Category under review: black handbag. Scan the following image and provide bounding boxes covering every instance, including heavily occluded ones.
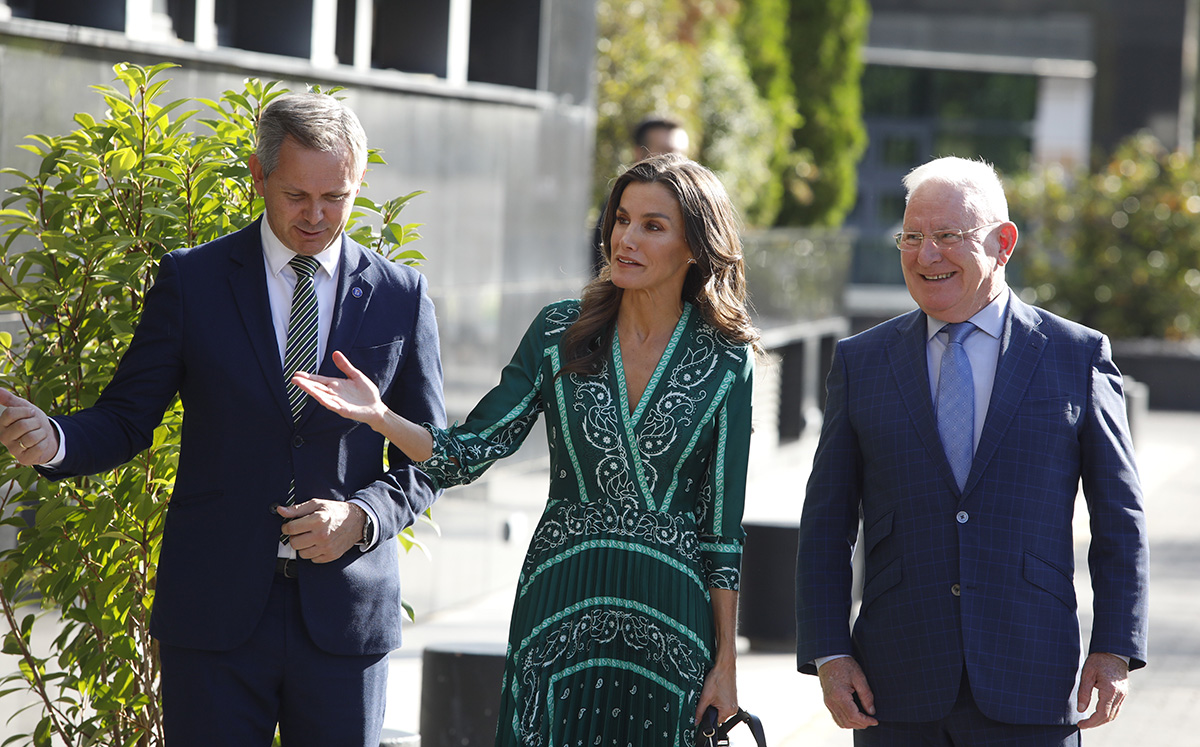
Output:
[696,706,767,747]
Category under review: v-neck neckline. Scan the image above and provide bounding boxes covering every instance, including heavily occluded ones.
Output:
[613,303,692,423]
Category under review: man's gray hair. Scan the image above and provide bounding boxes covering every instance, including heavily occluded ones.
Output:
[256,92,368,178]
[902,156,1010,223]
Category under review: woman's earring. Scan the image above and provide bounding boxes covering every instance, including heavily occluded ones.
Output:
[687,258,697,265]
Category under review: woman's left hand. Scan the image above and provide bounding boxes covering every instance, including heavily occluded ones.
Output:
[292,350,387,426]
[694,660,738,726]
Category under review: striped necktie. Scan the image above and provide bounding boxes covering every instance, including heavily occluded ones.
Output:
[936,322,976,490]
[283,254,321,421]
[281,254,320,532]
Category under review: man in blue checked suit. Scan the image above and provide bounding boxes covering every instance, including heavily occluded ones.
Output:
[796,156,1149,746]
[0,93,445,745]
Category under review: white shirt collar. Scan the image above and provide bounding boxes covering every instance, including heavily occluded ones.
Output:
[924,286,1010,342]
[260,219,341,279]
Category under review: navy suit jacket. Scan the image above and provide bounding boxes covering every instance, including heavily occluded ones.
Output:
[796,295,1149,725]
[39,220,445,656]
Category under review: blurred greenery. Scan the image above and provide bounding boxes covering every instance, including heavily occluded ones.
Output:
[776,0,870,227]
[593,0,864,228]
[1007,131,1200,340]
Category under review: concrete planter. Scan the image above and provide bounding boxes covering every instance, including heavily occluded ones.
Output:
[1112,339,1200,411]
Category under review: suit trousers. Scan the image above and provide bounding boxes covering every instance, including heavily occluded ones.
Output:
[853,667,1080,747]
[159,572,389,746]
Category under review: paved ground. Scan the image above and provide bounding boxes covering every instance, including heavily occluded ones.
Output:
[384,409,1200,746]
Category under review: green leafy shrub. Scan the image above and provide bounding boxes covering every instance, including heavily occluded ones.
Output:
[1007,131,1200,340]
[593,0,798,226]
[0,62,424,747]
[778,0,869,227]
[732,0,803,226]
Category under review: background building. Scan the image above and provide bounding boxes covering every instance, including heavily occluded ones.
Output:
[847,0,1194,328]
[0,0,598,612]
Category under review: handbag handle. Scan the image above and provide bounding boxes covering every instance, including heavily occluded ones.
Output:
[697,706,767,747]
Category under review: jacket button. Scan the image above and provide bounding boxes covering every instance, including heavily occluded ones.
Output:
[956,510,969,524]
[293,435,304,448]
[951,583,961,596]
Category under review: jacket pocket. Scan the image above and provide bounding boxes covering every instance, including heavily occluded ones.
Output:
[861,556,902,611]
[352,339,403,361]
[168,488,223,509]
[863,510,894,556]
[1023,550,1075,609]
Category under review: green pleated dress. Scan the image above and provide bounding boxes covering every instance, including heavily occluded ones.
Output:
[418,300,754,747]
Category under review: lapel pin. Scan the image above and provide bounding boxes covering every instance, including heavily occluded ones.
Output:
[352,287,363,298]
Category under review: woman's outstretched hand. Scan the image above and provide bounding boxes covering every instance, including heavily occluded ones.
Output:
[292,350,386,426]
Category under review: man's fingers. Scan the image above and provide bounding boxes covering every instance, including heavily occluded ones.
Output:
[819,658,878,730]
[0,395,58,465]
[1078,681,1123,729]
[276,500,320,518]
[1076,670,1095,713]
[1077,653,1128,728]
[851,671,876,716]
[827,693,877,730]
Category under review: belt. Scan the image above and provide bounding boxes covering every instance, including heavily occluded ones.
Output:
[275,557,300,579]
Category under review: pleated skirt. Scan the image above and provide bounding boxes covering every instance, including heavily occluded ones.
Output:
[494,499,715,747]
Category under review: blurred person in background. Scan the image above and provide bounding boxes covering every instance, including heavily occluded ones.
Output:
[591,116,691,274]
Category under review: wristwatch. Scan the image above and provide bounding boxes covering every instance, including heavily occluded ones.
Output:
[358,507,376,548]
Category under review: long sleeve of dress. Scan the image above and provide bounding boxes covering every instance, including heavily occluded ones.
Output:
[698,348,754,591]
[417,311,548,490]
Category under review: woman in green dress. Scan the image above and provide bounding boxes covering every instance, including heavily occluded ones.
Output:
[294,154,760,746]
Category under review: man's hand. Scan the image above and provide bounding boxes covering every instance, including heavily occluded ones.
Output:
[818,656,878,729]
[1077,652,1129,728]
[0,389,59,466]
[277,499,366,563]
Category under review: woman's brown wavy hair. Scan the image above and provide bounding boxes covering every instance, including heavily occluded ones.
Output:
[559,154,761,377]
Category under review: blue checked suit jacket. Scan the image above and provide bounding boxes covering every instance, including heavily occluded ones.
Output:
[795,295,1149,725]
[38,220,445,656]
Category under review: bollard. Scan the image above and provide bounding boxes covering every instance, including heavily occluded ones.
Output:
[738,522,799,651]
[419,642,507,746]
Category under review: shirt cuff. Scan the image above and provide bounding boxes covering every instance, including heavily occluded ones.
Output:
[37,420,67,468]
[814,654,851,670]
[349,498,380,551]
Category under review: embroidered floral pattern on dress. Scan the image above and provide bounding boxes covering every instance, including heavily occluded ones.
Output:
[414,300,754,746]
[514,605,707,747]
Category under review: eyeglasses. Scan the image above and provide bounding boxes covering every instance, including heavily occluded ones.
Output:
[893,222,1003,251]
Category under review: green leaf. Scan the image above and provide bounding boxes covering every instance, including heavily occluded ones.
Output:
[33,715,52,746]
[106,147,139,181]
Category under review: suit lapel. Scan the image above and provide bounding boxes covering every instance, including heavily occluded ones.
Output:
[887,310,961,491]
[228,220,292,421]
[964,296,1047,498]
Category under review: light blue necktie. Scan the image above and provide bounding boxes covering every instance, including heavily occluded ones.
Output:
[937,322,976,490]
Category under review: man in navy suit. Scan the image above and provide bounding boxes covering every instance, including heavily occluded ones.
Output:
[0,93,445,745]
[796,156,1149,745]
